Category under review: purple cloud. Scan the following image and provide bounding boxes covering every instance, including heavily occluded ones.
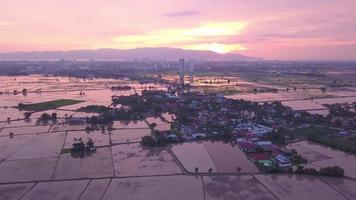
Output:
[164,10,200,17]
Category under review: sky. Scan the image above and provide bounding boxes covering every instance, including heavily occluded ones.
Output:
[1,0,356,60]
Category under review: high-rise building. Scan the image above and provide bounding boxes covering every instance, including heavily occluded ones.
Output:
[189,60,194,84]
[179,59,185,84]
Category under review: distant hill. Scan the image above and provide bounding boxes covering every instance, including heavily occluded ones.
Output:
[0,48,259,60]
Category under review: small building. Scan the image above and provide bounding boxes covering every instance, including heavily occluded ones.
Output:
[256,141,273,146]
[338,130,350,136]
[275,154,292,168]
[166,134,179,142]
[238,142,257,152]
[192,133,206,140]
[248,153,273,167]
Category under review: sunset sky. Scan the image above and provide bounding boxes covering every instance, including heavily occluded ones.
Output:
[1,0,356,60]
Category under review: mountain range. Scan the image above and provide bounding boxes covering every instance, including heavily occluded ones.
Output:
[0,48,259,60]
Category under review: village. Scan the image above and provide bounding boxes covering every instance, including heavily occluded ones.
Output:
[1,75,356,199]
[72,87,347,176]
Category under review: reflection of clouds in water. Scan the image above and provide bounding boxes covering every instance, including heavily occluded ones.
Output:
[205,176,276,200]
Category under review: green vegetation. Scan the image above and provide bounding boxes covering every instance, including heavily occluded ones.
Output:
[291,126,339,136]
[309,135,356,154]
[70,138,95,158]
[141,135,167,147]
[17,99,84,112]
[77,105,110,113]
[258,163,344,177]
[292,126,356,154]
[291,154,308,165]
[295,165,344,177]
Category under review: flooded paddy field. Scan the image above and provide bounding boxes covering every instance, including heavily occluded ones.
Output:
[2,118,38,128]
[64,130,110,148]
[286,140,348,162]
[0,75,167,123]
[287,140,356,179]
[53,147,114,179]
[50,124,88,132]
[227,89,356,115]
[314,96,356,105]
[203,141,258,173]
[0,158,57,183]
[112,143,181,176]
[7,132,65,160]
[0,134,35,161]
[255,175,347,200]
[102,176,204,200]
[113,120,148,129]
[171,142,218,172]
[226,90,327,102]
[312,157,356,179]
[171,141,258,173]
[1,174,354,200]
[21,180,89,200]
[110,128,151,144]
[78,179,111,200]
[0,125,50,136]
[281,100,325,111]
[321,177,356,199]
[0,183,35,200]
[154,123,171,131]
[204,175,277,200]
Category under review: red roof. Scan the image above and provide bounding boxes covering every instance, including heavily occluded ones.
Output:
[238,142,257,150]
[248,153,270,161]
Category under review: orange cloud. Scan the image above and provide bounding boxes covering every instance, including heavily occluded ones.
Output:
[105,21,248,53]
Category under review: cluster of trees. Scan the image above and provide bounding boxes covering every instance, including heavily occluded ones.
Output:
[294,165,344,177]
[291,154,308,165]
[259,164,344,177]
[87,113,114,125]
[78,105,110,113]
[253,88,279,93]
[39,112,58,123]
[301,126,356,154]
[85,90,172,126]
[70,138,95,158]
[0,90,24,95]
[141,129,183,147]
[140,135,167,147]
[262,130,287,145]
[326,103,355,118]
[111,85,132,91]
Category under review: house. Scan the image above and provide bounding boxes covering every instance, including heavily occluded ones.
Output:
[275,154,292,167]
[248,152,270,161]
[338,130,350,136]
[251,124,273,136]
[167,134,179,142]
[238,141,257,152]
[248,153,273,167]
[256,141,273,146]
[260,144,280,152]
[192,133,206,140]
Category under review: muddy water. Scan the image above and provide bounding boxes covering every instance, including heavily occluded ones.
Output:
[203,141,258,173]
[171,142,218,172]
[255,175,346,200]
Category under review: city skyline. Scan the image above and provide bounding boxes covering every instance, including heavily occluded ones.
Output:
[1,0,356,60]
